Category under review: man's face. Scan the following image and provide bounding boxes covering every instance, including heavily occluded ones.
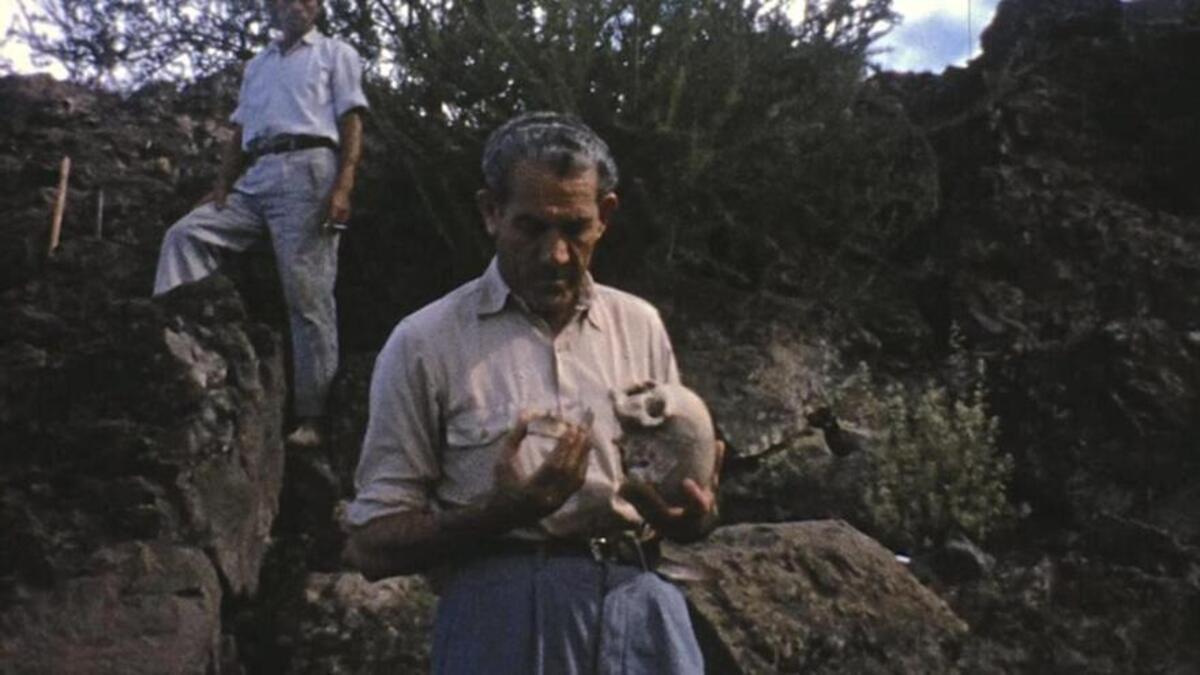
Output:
[274,0,319,39]
[480,160,617,327]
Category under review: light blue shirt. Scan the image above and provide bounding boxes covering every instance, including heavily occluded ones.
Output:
[231,28,369,149]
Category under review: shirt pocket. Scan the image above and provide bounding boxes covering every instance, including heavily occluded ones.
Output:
[443,405,563,483]
[306,55,333,107]
[445,406,512,450]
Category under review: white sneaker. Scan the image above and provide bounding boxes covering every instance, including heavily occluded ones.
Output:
[286,421,323,448]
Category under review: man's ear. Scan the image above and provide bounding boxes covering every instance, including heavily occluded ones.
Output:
[477,189,499,237]
[598,192,619,231]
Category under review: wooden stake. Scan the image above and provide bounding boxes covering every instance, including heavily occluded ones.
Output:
[95,188,105,239]
[48,156,71,256]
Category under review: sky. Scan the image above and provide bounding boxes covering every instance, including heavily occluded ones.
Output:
[0,0,998,79]
[0,2,70,78]
[872,0,1002,72]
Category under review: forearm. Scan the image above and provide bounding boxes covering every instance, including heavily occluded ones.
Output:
[215,125,246,190]
[345,492,541,580]
[333,111,363,194]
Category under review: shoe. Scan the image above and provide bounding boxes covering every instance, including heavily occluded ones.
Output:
[286,420,323,448]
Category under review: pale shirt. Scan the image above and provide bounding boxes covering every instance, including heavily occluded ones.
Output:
[348,259,681,539]
[230,28,369,149]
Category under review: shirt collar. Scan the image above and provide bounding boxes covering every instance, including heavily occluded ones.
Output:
[269,27,320,54]
[476,257,602,330]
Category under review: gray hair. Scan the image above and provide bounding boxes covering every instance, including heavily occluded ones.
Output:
[481,112,619,203]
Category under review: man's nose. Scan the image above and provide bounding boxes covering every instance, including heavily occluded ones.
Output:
[541,231,571,265]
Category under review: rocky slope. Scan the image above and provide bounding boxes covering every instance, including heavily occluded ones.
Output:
[875,0,1200,670]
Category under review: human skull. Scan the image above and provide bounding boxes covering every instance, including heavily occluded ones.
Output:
[611,381,716,506]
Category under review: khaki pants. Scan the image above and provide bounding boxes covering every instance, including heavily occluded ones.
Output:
[154,147,339,417]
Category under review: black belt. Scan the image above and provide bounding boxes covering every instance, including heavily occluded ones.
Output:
[246,133,337,161]
[480,534,661,571]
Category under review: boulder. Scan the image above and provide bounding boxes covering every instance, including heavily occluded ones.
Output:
[286,572,436,674]
[0,542,223,674]
[0,269,286,671]
[669,521,967,674]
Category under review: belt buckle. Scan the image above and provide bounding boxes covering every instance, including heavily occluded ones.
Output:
[588,536,609,562]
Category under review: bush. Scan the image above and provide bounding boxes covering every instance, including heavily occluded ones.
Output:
[12,1,927,288]
[855,364,1013,551]
[718,335,1012,553]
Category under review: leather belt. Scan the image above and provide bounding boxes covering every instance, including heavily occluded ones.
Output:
[481,533,661,571]
[246,133,337,161]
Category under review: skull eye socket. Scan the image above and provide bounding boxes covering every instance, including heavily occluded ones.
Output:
[646,396,666,418]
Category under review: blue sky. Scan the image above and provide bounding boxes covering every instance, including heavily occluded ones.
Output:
[872,0,1002,72]
[1,1,1000,78]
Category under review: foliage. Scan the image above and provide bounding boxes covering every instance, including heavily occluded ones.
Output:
[11,0,272,86]
[777,329,1013,551]
[845,356,1013,551]
[10,0,939,292]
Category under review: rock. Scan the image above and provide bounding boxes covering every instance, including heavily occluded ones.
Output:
[718,434,880,530]
[805,406,874,458]
[658,290,818,462]
[884,0,1200,533]
[0,542,222,675]
[949,541,1200,673]
[0,269,286,671]
[669,521,968,673]
[287,573,436,674]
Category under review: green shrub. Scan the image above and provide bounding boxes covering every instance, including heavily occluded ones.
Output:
[859,368,1013,551]
[721,336,1012,552]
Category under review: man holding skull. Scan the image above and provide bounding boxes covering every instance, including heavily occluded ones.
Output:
[344,112,721,674]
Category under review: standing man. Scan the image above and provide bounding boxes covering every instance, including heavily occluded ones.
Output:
[154,0,368,447]
[344,113,721,674]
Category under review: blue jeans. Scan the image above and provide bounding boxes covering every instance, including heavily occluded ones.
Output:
[154,147,339,417]
[432,552,704,675]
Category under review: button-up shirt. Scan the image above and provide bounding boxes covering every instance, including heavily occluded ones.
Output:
[348,259,681,539]
[231,28,369,149]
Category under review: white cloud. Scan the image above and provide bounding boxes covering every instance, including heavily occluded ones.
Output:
[783,0,1000,73]
[876,0,1001,72]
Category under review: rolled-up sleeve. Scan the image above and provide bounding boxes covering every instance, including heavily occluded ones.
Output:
[331,43,369,119]
[648,309,681,385]
[346,323,440,526]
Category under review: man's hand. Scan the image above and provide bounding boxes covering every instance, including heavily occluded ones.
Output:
[489,411,594,526]
[619,440,724,543]
[327,185,352,224]
[343,412,595,580]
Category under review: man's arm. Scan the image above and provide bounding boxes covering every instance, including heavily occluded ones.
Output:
[344,491,533,580]
[198,124,246,210]
[327,110,363,223]
[345,413,594,580]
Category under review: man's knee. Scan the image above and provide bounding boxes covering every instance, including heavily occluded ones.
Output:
[161,211,205,251]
